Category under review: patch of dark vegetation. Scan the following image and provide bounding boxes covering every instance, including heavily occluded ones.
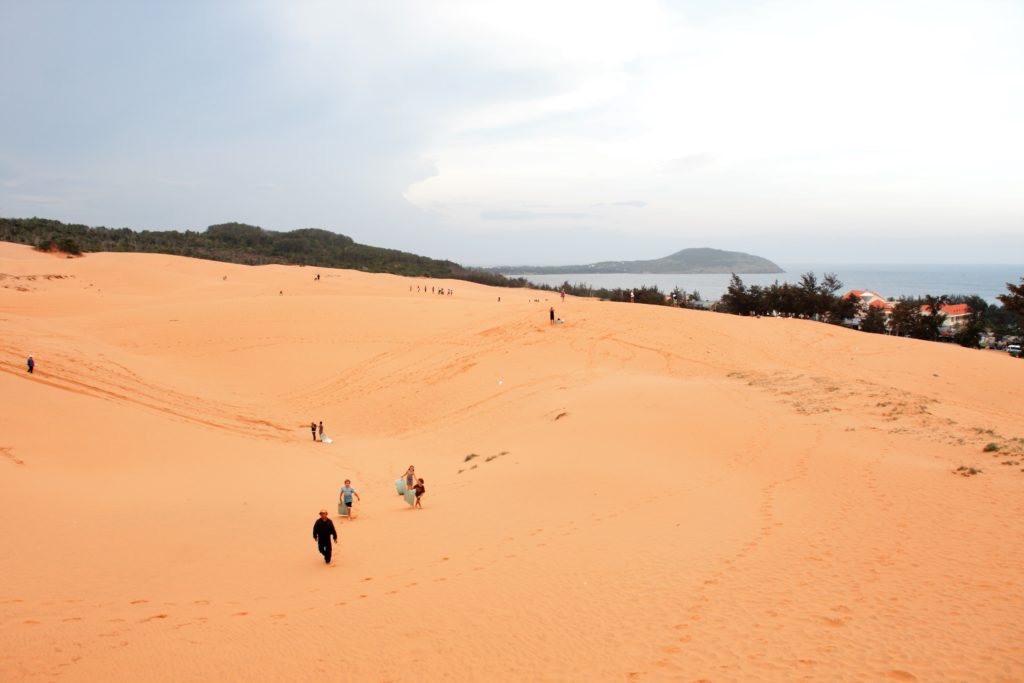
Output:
[954,465,982,477]
[0,217,530,287]
[458,450,509,472]
[983,442,1000,452]
[555,412,568,421]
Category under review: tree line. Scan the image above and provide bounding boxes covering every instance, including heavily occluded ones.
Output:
[717,272,1023,348]
[0,217,528,288]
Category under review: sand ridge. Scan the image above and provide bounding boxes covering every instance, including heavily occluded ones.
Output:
[1,242,1023,682]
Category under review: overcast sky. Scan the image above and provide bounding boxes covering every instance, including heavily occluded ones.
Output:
[2,0,1022,266]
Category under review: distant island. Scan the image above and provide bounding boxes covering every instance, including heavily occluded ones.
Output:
[487,247,784,275]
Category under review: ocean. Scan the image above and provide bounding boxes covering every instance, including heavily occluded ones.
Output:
[513,264,1024,305]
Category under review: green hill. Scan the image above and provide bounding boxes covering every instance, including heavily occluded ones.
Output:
[0,217,521,287]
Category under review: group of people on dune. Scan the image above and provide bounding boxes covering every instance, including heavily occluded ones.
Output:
[312,465,425,565]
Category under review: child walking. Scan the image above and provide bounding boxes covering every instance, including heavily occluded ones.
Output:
[339,479,361,519]
[413,478,426,509]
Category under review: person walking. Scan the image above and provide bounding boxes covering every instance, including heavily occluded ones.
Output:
[318,421,324,441]
[311,421,317,441]
[412,478,426,509]
[313,509,337,564]
[26,354,34,374]
[339,479,361,519]
[549,307,555,324]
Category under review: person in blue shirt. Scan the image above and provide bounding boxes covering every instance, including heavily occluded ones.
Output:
[339,479,361,520]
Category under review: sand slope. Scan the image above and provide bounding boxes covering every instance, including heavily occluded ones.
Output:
[2,243,1023,682]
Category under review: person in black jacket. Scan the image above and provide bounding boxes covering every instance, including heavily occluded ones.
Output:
[312,509,337,564]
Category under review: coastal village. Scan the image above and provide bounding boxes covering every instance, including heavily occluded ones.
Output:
[841,289,1018,350]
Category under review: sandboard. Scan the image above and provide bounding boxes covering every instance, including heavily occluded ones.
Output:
[338,500,349,517]
[395,478,407,495]
[322,436,333,444]
[403,489,416,506]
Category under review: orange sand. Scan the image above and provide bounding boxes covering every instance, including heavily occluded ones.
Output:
[2,242,1023,682]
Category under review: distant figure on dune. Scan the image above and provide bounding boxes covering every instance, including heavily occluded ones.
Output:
[318,421,324,440]
[311,421,317,441]
[312,509,337,564]
[26,354,34,374]
[549,307,555,324]
[561,288,565,301]
[413,478,426,509]
[339,479,360,519]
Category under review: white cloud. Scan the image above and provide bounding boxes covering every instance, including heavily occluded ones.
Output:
[402,0,1024,245]
[3,0,1022,263]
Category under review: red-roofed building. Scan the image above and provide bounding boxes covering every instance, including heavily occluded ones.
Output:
[844,290,893,309]
[844,289,893,311]
[842,290,894,328]
[919,302,975,334]
[941,303,971,318]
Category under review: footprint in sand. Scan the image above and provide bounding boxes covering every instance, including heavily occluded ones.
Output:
[887,672,917,681]
[139,614,168,623]
[129,599,149,605]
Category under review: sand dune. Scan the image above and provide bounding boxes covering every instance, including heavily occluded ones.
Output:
[2,242,1022,682]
